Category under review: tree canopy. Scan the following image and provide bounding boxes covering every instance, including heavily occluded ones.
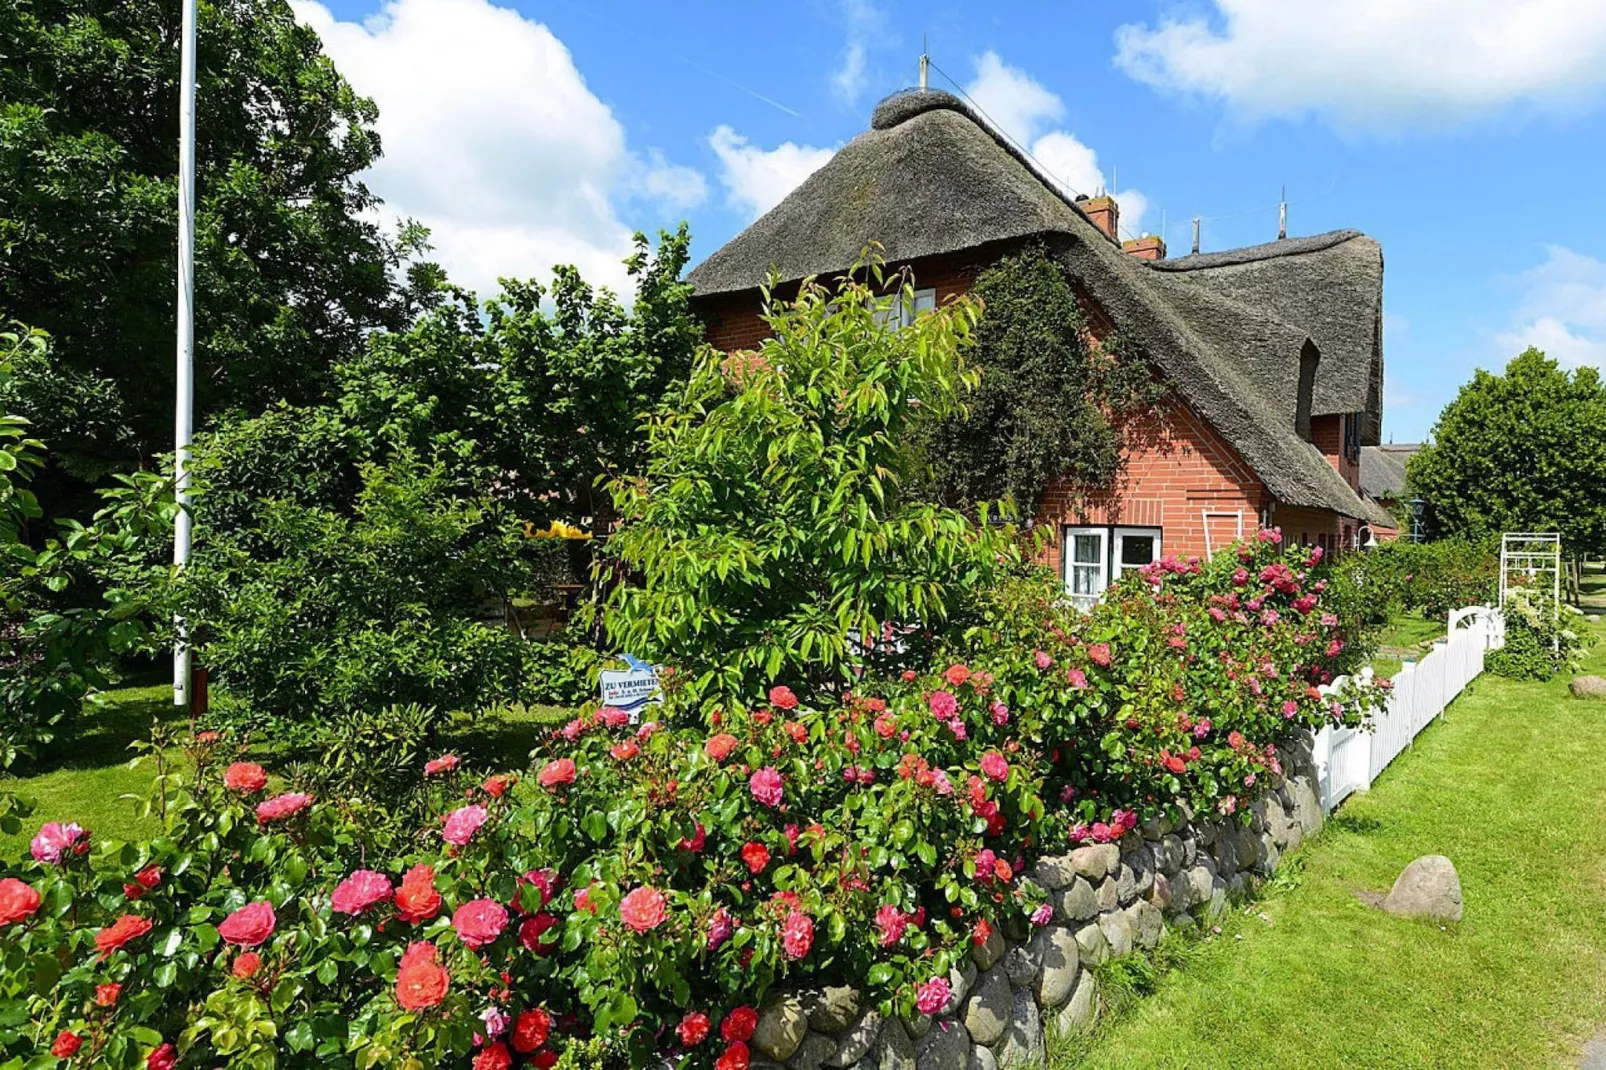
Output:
[0,0,426,511]
[1408,347,1606,557]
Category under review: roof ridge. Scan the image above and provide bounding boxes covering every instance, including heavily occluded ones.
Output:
[1147,230,1368,272]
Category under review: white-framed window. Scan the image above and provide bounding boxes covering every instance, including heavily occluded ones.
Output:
[1065,525,1164,609]
[1065,527,1108,611]
[873,287,937,330]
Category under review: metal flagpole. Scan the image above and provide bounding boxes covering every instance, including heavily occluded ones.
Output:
[173,0,197,707]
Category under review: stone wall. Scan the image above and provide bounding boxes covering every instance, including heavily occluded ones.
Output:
[741,735,1327,1070]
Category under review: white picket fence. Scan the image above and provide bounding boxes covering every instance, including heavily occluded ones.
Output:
[1312,605,1504,813]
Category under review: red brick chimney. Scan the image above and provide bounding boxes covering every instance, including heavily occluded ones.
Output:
[1079,195,1119,241]
[1122,235,1167,261]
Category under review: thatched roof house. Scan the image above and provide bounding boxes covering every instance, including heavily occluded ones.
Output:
[689,88,1396,582]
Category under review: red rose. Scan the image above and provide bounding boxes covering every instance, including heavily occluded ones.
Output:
[1164,753,1186,775]
[619,887,667,933]
[768,686,798,710]
[52,1031,81,1057]
[224,762,268,793]
[395,941,449,1010]
[483,773,516,797]
[0,878,40,925]
[452,898,509,948]
[721,1006,758,1043]
[715,1040,751,1070]
[233,951,261,979]
[95,914,153,959]
[95,982,122,1006]
[705,733,740,761]
[218,901,276,947]
[394,864,443,923]
[678,1011,711,1047]
[473,1043,512,1070]
[518,913,560,955]
[537,759,576,790]
[512,1007,552,1053]
[740,841,770,875]
[147,1043,177,1070]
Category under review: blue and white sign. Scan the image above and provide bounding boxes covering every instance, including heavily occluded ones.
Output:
[599,654,661,724]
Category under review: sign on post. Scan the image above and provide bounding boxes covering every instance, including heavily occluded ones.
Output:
[599,654,662,723]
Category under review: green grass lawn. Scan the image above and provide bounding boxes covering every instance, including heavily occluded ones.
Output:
[0,685,572,856]
[1369,612,1449,677]
[1055,614,1606,1069]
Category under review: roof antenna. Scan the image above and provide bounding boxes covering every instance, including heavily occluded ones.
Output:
[1192,216,1201,255]
[919,35,929,90]
[1278,185,1288,240]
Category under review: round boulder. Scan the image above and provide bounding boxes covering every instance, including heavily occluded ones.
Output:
[1381,855,1464,922]
[1570,675,1606,700]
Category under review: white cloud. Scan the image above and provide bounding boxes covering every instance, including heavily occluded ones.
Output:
[963,51,1151,237]
[708,126,837,221]
[829,0,887,108]
[291,0,704,299]
[1493,246,1606,367]
[1114,0,1606,133]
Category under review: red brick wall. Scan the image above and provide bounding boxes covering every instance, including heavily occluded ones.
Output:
[1310,414,1360,491]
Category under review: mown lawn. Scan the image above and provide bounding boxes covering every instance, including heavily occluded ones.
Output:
[0,684,571,855]
[1055,612,1606,1069]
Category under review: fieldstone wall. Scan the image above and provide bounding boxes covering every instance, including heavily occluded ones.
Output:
[743,734,1326,1070]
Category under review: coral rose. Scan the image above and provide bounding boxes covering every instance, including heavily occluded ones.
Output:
[52,1031,81,1057]
[721,1006,758,1042]
[394,864,443,923]
[224,762,268,792]
[218,901,276,947]
[395,941,449,1010]
[95,914,153,959]
[768,685,798,710]
[619,886,667,933]
[95,982,122,1006]
[512,1007,552,1053]
[740,841,770,875]
[255,792,312,823]
[331,870,393,915]
[537,759,577,790]
[944,664,970,687]
[705,733,739,761]
[748,766,783,808]
[232,951,261,979]
[1087,642,1112,667]
[678,1011,711,1047]
[452,898,509,948]
[423,754,459,776]
[442,804,489,846]
[0,878,40,926]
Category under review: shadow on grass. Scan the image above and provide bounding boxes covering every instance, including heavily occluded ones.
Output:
[28,677,183,776]
[1328,811,1384,836]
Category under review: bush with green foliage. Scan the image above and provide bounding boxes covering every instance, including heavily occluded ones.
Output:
[0,532,1381,1069]
[602,264,1015,707]
[1486,593,1592,681]
[1329,537,1497,632]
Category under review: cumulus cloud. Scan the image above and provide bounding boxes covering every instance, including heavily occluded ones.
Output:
[963,51,1150,236]
[292,0,704,298]
[708,126,837,221]
[1114,0,1606,133]
[1493,246,1606,368]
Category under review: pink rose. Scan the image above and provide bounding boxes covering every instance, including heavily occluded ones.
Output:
[423,754,459,776]
[620,887,667,933]
[256,792,313,823]
[1066,668,1088,690]
[452,898,509,948]
[927,690,958,720]
[749,767,784,808]
[979,751,1009,782]
[30,822,87,864]
[218,901,276,947]
[706,907,734,950]
[331,870,393,915]
[442,804,489,846]
[915,976,951,1015]
[781,911,813,959]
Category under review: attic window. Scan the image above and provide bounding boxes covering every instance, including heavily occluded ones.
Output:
[873,287,936,330]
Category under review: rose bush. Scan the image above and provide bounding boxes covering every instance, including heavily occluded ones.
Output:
[0,532,1381,1068]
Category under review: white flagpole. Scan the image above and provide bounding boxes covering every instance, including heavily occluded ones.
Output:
[173,0,197,707]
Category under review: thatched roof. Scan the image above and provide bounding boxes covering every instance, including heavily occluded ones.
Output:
[1360,444,1421,499]
[686,88,1377,519]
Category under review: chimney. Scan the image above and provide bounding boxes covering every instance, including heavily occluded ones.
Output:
[1080,195,1119,241]
[1122,235,1166,261]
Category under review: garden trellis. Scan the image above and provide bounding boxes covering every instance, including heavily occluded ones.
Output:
[1499,533,1561,624]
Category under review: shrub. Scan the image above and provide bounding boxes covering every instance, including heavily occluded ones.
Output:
[1486,593,1593,681]
[1332,537,1497,627]
[0,533,1384,1068]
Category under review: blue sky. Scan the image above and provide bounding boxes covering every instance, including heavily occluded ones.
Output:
[290,0,1606,442]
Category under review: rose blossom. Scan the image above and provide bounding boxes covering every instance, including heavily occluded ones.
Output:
[875,903,909,946]
[979,751,1009,782]
[474,1043,512,1070]
[395,864,443,922]
[518,913,559,954]
[223,762,268,792]
[232,951,261,979]
[481,1005,510,1038]
[678,1011,711,1047]
[147,1043,177,1070]
[255,792,312,823]
[1034,649,1053,670]
[927,690,958,720]
[619,887,667,933]
[716,1042,751,1070]
[331,870,393,915]
[1066,668,1088,689]
[537,759,577,790]
[721,1006,758,1042]
[395,941,449,1010]
[781,911,813,959]
[944,664,970,687]
[610,739,640,761]
[705,733,740,761]
[706,906,734,950]
[52,1032,81,1058]
[95,914,153,959]
[1087,642,1112,667]
[443,804,489,845]
[768,685,799,710]
[1030,903,1054,926]
[423,754,459,776]
[915,976,951,1015]
[453,898,510,948]
[990,701,1009,726]
[30,821,86,864]
[740,841,771,875]
[749,766,784,808]
[124,865,162,900]
[512,1007,552,1053]
[219,901,276,947]
[95,982,122,1006]
[0,878,41,926]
